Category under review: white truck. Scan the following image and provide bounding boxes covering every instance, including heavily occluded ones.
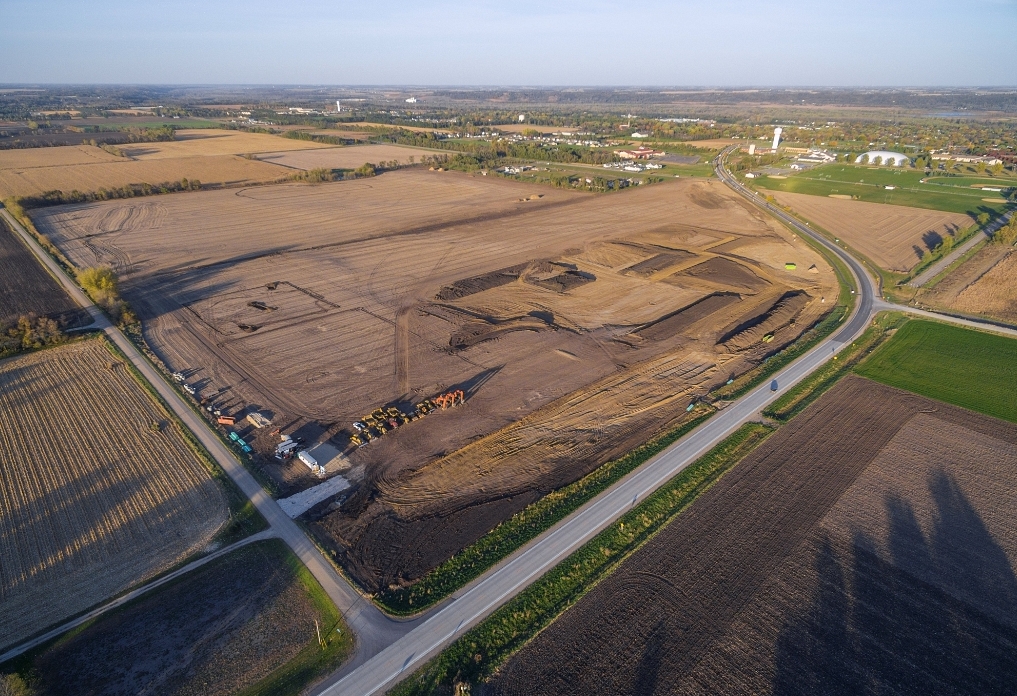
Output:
[298,450,324,477]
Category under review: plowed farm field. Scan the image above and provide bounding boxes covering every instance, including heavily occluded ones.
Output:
[0,215,89,328]
[32,170,838,592]
[489,375,1017,696]
[771,190,973,272]
[0,129,332,199]
[0,339,228,651]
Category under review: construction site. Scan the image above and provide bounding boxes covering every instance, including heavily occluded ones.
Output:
[33,168,838,592]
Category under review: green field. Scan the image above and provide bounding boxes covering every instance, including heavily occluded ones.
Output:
[751,163,1013,216]
[855,319,1017,423]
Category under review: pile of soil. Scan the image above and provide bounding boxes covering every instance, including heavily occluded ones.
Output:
[435,263,529,301]
[623,250,696,277]
[673,256,769,291]
[449,312,555,350]
[718,291,809,351]
[634,293,741,342]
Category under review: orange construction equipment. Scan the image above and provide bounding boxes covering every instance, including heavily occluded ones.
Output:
[217,416,236,425]
[434,390,465,409]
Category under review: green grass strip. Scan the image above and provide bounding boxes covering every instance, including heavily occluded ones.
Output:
[390,422,773,695]
[763,311,908,422]
[855,318,1017,423]
[375,407,715,615]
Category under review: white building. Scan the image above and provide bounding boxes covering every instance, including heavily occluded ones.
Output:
[405,97,417,103]
[855,150,911,167]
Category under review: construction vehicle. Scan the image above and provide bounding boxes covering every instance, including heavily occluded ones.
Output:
[171,372,185,382]
[217,415,236,426]
[433,390,465,409]
[350,434,364,447]
[182,384,196,396]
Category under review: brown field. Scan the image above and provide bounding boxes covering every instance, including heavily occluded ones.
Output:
[489,375,1017,696]
[33,170,836,591]
[255,143,452,170]
[771,190,973,272]
[27,540,346,696]
[0,216,89,328]
[0,340,228,651]
[0,129,337,199]
[946,248,1017,322]
[116,128,331,159]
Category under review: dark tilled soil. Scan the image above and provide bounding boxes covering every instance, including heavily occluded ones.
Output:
[0,218,89,328]
[672,256,769,291]
[31,540,324,696]
[435,264,529,301]
[487,376,1017,696]
[623,250,696,277]
[634,293,741,341]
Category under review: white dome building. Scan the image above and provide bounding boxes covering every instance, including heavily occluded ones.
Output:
[855,150,911,167]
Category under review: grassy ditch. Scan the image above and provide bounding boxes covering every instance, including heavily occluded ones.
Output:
[763,311,908,422]
[100,336,267,544]
[375,406,715,615]
[390,422,773,695]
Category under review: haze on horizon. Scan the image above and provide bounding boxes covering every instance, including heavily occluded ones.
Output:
[2,0,1015,87]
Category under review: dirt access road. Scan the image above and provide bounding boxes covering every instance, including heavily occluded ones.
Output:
[0,207,418,668]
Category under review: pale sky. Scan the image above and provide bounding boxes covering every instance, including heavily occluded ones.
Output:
[1,0,1015,85]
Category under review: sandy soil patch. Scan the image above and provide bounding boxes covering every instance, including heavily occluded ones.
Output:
[0,145,123,170]
[772,190,973,272]
[949,249,1017,321]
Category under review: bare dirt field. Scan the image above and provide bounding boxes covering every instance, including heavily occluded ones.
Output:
[33,170,836,592]
[26,539,346,696]
[771,190,973,272]
[255,144,452,170]
[0,339,228,651]
[488,375,1017,696]
[0,217,89,328]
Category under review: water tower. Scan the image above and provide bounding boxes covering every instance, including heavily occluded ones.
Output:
[336,100,341,113]
[772,127,783,151]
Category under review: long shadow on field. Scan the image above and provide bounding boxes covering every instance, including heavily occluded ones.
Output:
[771,470,1017,696]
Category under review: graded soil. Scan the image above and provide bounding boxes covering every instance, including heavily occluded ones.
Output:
[33,170,837,591]
[771,190,973,272]
[488,376,1017,696]
[0,340,228,651]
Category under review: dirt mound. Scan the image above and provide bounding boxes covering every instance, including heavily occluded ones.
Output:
[671,256,769,291]
[449,311,556,350]
[718,291,809,351]
[524,261,595,293]
[435,263,529,301]
[634,293,741,342]
[623,249,697,277]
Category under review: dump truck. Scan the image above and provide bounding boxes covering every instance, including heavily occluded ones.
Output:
[217,415,236,426]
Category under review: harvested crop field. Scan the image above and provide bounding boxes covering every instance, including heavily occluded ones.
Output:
[0,152,287,200]
[32,170,836,591]
[116,128,330,159]
[24,539,349,696]
[0,216,90,328]
[771,190,972,272]
[255,143,451,170]
[948,248,1017,322]
[0,339,228,651]
[489,375,1017,696]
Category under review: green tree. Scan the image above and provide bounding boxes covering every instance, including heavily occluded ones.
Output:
[977,212,991,225]
[0,673,33,696]
[976,161,987,174]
